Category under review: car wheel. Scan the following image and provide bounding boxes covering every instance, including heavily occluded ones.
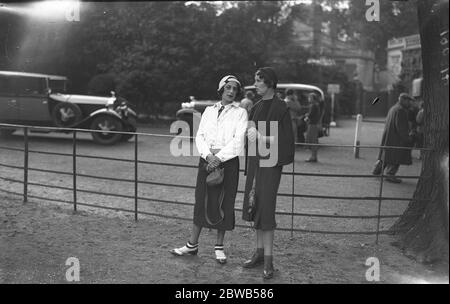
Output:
[0,128,16,138]
[120,116,137,142]
[90,115,123,145]
[52,102,83,127]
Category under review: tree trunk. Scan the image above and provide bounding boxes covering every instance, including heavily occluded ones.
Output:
[390,0,449,265]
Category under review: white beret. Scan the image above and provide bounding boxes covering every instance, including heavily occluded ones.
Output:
[218,75,241,91]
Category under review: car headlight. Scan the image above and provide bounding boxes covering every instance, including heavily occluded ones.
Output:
[182,102,194,109]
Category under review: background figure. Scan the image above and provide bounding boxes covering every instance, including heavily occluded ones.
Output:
[415,99,425,159]
[408,97,420,146]
[240,90,255,114]
[372,93,414,183]
[284,89,302,145]
[276,91,285,101]
[304,93,321,162]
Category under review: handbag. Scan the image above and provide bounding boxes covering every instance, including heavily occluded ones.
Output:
[206,167,225,186]
[242,167,257,222]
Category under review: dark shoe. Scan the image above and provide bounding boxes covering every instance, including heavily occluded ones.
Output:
[372,160,383,175]
[305,158,317,162]
[214,245,227,264]
[243,249,264,268]
[170,242,198,256]
[263,255,274,280]
[263,268,274,280]
[385,176,402,183]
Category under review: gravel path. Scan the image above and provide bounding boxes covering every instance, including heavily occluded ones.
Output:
[1,119,448,283]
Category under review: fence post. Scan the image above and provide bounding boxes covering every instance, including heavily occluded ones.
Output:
[134,134,138,221]
[73,131,77,212]
[354,114,362,158]
[375,160,384,244]
[291,161,295,238]
[23,127,28,203]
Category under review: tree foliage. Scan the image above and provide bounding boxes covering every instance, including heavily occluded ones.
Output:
[324,0,420,66]
[0,1,422,114]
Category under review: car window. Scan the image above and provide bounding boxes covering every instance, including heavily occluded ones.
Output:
[49,79,67,93]
[16,76,46,96]
[0,76,15,95]
[294,89,323,106]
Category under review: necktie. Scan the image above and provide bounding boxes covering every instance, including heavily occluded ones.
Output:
[218,105,224,118]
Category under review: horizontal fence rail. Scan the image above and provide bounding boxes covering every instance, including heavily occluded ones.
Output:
[0,161,428,202]
[0,176,403,219]
[0,123,430,241]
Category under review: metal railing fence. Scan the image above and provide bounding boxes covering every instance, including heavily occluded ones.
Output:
[0,123,432,243]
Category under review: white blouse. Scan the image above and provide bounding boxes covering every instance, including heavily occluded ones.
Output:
[196,101,248,162]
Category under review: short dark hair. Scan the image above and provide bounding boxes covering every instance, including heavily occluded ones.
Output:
[245,90,255,99]
[255,67,278,89]
[308,92,320,103]
[399,92,414,101]
[285,89,294,96]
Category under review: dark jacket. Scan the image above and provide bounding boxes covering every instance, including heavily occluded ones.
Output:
[307,102,321,125]
[244,96,295,174]
[378,103,413,165]
[267,96,295,166]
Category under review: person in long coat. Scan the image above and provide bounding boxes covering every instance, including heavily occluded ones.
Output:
[372,93,414,183]
[170,75,248,264]
[242,67,295,280]
[284,88,302,145]
[304,92,322,162]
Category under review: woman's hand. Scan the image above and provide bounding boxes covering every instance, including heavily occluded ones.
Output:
[206,163,218,172]
[247,127,260,142]
[206,154,221,169]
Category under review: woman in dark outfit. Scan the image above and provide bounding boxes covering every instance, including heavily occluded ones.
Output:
[170,75,248,264]
[242,67,295,279]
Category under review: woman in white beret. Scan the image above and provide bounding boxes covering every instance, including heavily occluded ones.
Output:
[170,75,248,264]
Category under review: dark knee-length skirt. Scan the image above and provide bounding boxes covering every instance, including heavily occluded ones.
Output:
[242,156,282,230]
[193,157,239,231]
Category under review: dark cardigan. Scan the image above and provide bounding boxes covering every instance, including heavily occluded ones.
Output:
[244,96,295,174]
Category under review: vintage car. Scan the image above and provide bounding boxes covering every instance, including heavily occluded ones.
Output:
[175,83,327,138]
[0,71,137,144]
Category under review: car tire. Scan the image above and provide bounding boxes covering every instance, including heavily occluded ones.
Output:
[52,102,83,127]
[90,115,123,145]
[0,128,16,138]
[120,116,137,142]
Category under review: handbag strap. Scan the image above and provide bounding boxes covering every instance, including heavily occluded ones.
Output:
[243,163,258,229]
[205,184,225,226]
